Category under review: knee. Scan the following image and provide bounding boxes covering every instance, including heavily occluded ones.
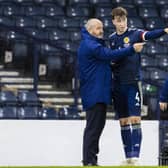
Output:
[130,116,141,124]
[119,118,130,126]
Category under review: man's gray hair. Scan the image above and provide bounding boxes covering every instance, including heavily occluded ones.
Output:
[85,18,102,31]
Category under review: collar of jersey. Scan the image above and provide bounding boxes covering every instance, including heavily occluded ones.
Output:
[116,28,128,37]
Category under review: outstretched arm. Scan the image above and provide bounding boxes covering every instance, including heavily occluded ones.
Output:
[142,28,168,41]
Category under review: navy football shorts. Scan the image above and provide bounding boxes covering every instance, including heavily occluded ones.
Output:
[113,81,142,119]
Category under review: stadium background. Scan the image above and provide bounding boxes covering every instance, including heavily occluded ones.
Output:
[0,0,167,166]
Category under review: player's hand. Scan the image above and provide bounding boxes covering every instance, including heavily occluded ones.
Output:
[133,42,146,53]
[164,28,168,34]
[159,102,168,111]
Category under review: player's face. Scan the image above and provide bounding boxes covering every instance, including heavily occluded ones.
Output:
[90,22,104,39]
[112,15,127,34]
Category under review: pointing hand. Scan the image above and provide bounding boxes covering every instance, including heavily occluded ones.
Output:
[164,28,168,34]
[133,42,146,53]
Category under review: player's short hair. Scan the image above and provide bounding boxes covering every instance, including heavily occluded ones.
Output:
[111,7,128,20]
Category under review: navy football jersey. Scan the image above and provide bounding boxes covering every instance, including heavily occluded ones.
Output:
[109,28,145,84]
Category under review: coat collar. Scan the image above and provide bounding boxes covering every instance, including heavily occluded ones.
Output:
[81,27,104,44]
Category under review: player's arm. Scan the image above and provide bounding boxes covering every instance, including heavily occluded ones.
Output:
[142,28,168,41]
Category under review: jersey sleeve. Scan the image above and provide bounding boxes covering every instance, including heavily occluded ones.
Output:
[135,29,147,42]
[143,29,166,41]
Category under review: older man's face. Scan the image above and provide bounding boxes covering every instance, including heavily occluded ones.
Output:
[90,22,104,39]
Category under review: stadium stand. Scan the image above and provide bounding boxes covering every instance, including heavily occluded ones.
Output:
[0,0,166,121]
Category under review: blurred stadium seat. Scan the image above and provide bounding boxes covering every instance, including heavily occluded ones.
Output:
[0,106,17,119]
[66,6,90,18]
[112,0,133,4]
[45,5,65,18]
[0,90,17,106]
[34,0,54,3]
[68,0,90,6]
[18,90,41,106]
[23,5,45,16]
[156,34,168,43]
[121,5,138,17]
[134,0,155,6]
[58,18,80,31]
[161,8,168,19]
[0,16,15,27]
[141,55,156,69]
[24,28,48,40]
[48,28,69,41]
[57,40,78,53]
[145,18,165,30]
[89,0,112,5]
[15,16,36,28]
[3,4,22,16]
[39,107,59,119]
[146,43,167,55]
[17,106,40,119]
[157,56,168,70]
[95,6,113,18]
[59,106,81,120]
[35,16,56,29]
[139,7,159,18]
[156,0,168,6]
[69,30,81,42]
[149,68,167,81]
[102,17,115,29]
[128,17,144,28]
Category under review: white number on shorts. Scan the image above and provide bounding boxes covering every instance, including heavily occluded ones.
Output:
[135,92,140,106]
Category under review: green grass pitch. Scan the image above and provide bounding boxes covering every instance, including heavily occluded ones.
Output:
[0,166,168,168]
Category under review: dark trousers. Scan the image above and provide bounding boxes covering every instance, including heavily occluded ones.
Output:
[83,103,107,165]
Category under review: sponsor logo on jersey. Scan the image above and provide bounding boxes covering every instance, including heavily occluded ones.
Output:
[124,43,130,47]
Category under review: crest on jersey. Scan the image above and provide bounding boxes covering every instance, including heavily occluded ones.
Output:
[123,37,130,44]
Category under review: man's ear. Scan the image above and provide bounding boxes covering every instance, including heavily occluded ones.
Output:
[88,28,92,34]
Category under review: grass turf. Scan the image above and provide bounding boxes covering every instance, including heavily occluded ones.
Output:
[0,166,168,168]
